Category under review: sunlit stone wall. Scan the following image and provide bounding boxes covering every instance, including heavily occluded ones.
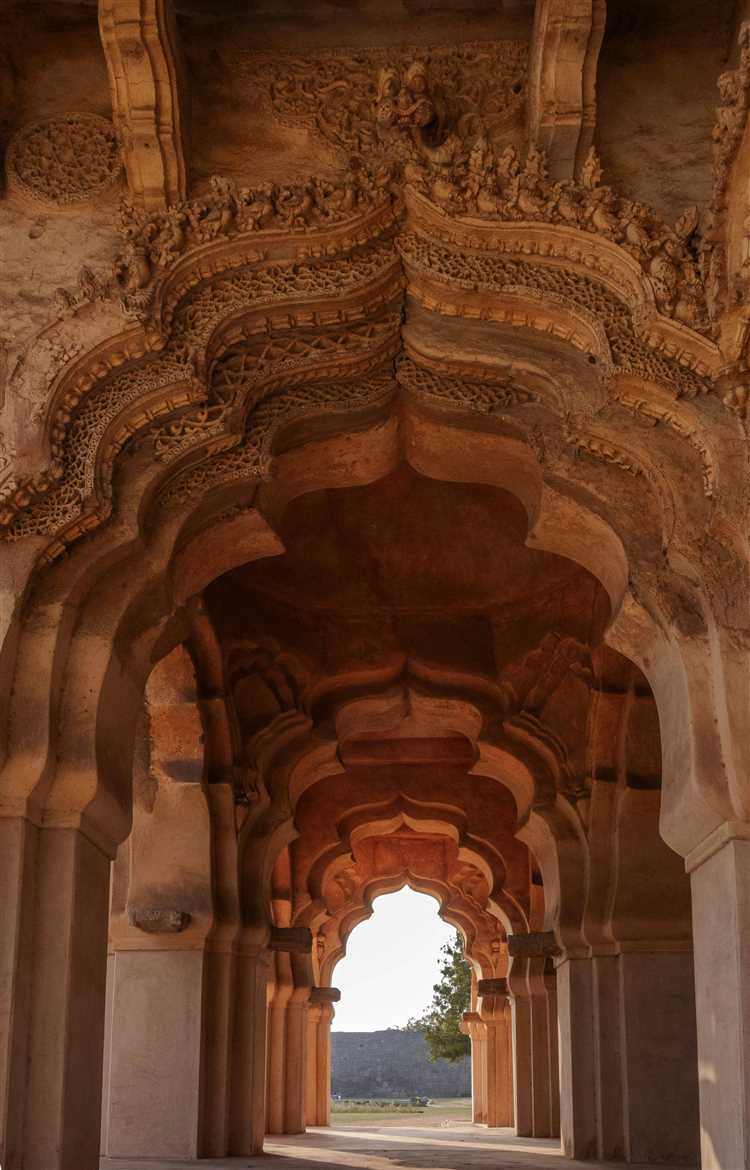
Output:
[331,1031,471,1099]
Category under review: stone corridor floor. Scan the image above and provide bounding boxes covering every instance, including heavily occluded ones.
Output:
[101,1123,681,1169]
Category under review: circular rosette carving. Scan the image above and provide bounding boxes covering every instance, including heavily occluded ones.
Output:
[6,114,123,207]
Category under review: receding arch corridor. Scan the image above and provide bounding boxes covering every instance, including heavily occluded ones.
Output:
[4,4,750,1167]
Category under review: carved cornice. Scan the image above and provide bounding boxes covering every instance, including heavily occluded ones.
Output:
[114,169,400,328]
[0,202,402,554]
[155,367,397,517]
[397,355,538,417]
[0,136,738,567]
[6,313,399,561]
[403,217,719,387]
[399,217,714,398]
[614,389,717,500]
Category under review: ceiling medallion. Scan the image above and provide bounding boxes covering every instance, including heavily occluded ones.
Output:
[5,113,123,207]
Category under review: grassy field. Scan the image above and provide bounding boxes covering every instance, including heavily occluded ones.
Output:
[330,1097,472,1126]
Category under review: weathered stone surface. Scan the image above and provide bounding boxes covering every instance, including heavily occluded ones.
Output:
[507,932,560,958]
[128,909,192,934]
[0,3,747,1168]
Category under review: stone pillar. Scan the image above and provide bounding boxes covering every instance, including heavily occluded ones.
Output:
[0,820,112,1170]
[100,669,225,1162]
[544,967,560,1138]
[101,916,205,1160]
[265,927,313,1137]
[507,935,561,1139]
[463,1012,487,1124]
[477,983,514,1128]
[528,961,557,1138]
[307,988,338,1127]
[315,1001,335,1126]
[507,973,534,1137]
[306,1002,323,1127]
[200,943,239,1157]
[266,958,293,1135]
[557,946,698,1163]
[689,834,750,1170]
[617,949,698,1164]
[592,953,626,1160]
[228,944,270,1154]
[557,954,598,1160]
[284,987,311,1134]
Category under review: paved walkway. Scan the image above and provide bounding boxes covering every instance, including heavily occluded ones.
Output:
[101,1122,676,1168]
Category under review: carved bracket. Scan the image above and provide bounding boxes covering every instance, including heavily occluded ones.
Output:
[477,976,509,996]
[269,926,313,953]
[310,985,342,1004]
[507,930,561,958]
[129,907,192,933]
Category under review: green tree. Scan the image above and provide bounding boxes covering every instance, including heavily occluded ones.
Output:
[405,931,471,1062]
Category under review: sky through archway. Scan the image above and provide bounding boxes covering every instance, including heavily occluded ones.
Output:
[331,887,456,1032]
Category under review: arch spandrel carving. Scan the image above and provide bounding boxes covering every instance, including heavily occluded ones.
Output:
[0,8,746,997]
[2,122,747,568]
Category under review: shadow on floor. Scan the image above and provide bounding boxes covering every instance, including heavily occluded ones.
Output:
[102,1122,680,1169]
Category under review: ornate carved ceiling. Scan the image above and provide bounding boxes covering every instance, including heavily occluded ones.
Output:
[0,0,748,880]
[1,2,747,566]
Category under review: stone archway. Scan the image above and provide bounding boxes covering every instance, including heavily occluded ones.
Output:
[79,455,698,1165]
[0,80,747,1167]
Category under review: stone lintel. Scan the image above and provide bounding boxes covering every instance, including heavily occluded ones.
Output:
[507,930,561,958]
[269,926,313,953]
[129,908,191,933]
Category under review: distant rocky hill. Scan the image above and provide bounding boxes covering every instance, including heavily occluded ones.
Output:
[331,1030,471,1099]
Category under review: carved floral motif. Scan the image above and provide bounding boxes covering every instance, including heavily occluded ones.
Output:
[238,41,527,160]
[403,141,709,334]
[114,168,397,321]
[396,357,536,414]
[153,314,400,464]
[52,266,113,319]
[5,114,123,206]
[398,232,709,400]
[156,369,396,511]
